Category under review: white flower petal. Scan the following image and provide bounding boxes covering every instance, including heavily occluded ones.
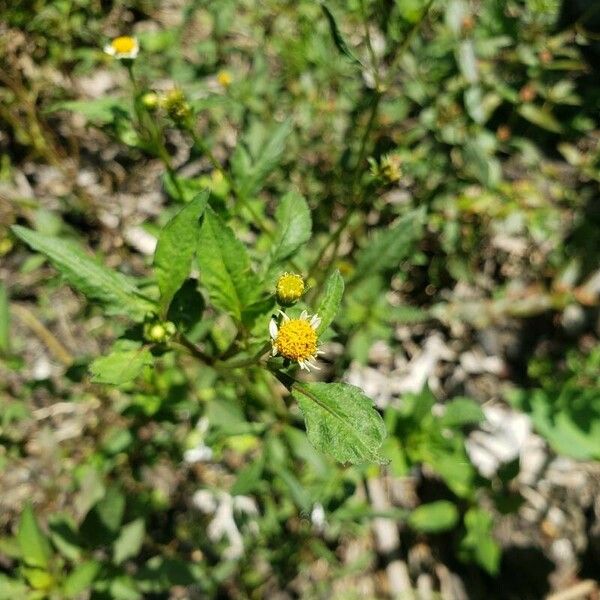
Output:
[300,310,308,320]
[104,44,116,56]
[269,319,278,339]
[310,315,321,329]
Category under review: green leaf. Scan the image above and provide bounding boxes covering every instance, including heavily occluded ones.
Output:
[113,519,145,565]
[17,504,52,569]
[22,567,54,590]
[47,515,81,562]
[269,191,312,266]
[352,209,424,281]
[197,207,260,320]
[154,191,209,312]
[292,382,386,464]
[89,342,153,385]
[440,398,484,428]
[518,104,563,133]
[0,575,28,599]
[95,487,126,533]
[74,465,106,521]
[11,226,155,320]
[0,282,8,352]
[315,269,344,335]
[47,97,131,124]
[63,561,100,598]
[408,501,459,533]
[231,457,264,496]
[321,4,362,66]
[395,0,427,23]
[459,508,501,574]
[232,120,293,198]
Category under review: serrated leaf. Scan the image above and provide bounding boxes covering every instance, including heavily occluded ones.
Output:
[269,191,312,265]
[12,226,155,320]
[17,504,52,569]
[315,269,344,334]
[353,209,424,281]
[518,104,563,133]
[63,561,100,598]
[113,519,145,565]
[90,342,152,385]
[292,382,386,464]
[154,191,208,313]
[321,4,362,66]
[197,207,260,320]
[408,501,459,533]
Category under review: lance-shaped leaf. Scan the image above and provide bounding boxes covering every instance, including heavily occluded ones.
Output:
[315,269,344,334]
[321,4,363,67]
[12,226,155,320]
[113,519,145,565]
[17,504,52,569]
[352,208,425,281]
[196,207,260,320]
[269,191,312,266]
[154,191,208,313]
[292,382,386,463]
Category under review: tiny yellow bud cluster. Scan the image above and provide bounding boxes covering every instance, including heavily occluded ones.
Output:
[144,319,176,344]
[276,273,305,306]
[161,88,192,127]
[370,153,402,184]
[141,92,159,111]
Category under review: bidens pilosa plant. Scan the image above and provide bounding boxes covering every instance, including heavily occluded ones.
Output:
[11,38,389,465]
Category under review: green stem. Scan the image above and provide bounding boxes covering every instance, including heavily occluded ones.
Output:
[308,1,437,283]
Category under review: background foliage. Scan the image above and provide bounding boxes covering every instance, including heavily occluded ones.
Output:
[1,0,600,598]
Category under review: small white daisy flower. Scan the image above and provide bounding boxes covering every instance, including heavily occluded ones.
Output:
[104,36,139,60]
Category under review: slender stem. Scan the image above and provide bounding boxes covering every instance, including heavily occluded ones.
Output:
[217,341,272,369]
[308,1,437,282]
[308,91,381,282]
[175,336,213,364]
[360,0,380,89]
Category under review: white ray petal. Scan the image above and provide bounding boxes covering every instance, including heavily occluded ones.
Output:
[269,319,278,338]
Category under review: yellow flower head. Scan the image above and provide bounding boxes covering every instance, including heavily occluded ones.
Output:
[379,153,402,183]
[161,88,192,125]
[276,272,305,305]
[270,310,322,371]
[104,36,139,60]
[217,70,233,88]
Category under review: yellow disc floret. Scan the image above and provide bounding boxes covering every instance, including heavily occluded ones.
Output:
[104,36,139,59]
[112,36,137,54]
[276,273,305,305]
[275,318,318,362]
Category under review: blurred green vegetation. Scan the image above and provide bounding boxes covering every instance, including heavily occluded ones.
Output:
[1,0,599,598]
